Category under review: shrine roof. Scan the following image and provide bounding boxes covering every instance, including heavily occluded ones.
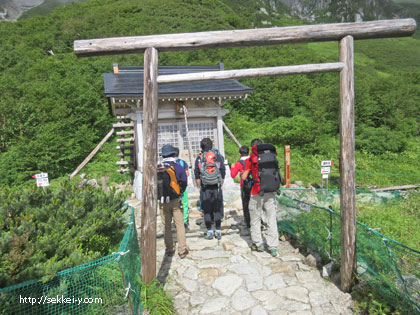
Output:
[104,63,253,97]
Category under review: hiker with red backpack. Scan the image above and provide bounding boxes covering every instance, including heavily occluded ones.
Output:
[157,144,189,259]
[194,138,226,240]
[230,145,251,231]
[241,139,282,257]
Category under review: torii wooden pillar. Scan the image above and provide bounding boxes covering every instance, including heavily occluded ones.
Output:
[74,18,416,289]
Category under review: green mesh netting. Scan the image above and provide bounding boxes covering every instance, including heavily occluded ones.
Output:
[278,188,420,314]
[0,207,142,315]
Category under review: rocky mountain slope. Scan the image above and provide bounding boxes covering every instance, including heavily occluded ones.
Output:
[0,0,43,21]
[258,0,414,22]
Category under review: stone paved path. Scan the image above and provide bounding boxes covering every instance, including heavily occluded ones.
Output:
[129,190,354,314]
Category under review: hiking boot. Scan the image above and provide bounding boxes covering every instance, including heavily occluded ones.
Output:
[270,248,278,257]
[204,231,214,240]
[251,243,264,252]
[215,231,222,240]
[179,249,189,259]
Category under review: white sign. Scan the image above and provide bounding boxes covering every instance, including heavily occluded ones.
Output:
[36,178,50,187]
[321,167,331,174]
[32,173,49,187]
[322,174,329,179]
[32,172,48,179]
[321,160,333,167]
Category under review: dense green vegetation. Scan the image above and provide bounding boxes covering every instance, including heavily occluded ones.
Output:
[0,0,419,188]
[0,183,127,287]
[358,191,420,250]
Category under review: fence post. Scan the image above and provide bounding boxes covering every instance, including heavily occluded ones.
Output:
[284,145,290,188]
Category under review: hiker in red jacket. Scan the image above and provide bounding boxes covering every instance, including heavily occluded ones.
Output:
[241,139,281,257]
[230,145,251,230]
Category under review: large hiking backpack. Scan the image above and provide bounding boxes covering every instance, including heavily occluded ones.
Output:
[199,150,222,186]
[239,159,252,193]
[157,162,181,203]
[256,144,282,195]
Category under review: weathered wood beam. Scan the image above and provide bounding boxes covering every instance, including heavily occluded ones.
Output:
[221,121,241,148]
[69,128,114,179]
[74,19,416,57]
[116,130,134,136]
[116,144,134,150]
[157,63,344,83]
[113,122,134,128]
[141,47,158,284]
[116,137,135,143]
[371,185,418,191]
[339,35,356,293]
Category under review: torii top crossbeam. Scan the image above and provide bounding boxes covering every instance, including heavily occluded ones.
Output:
[74,19,416,56]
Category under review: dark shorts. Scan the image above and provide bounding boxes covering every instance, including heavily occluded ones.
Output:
[200,185,223,212]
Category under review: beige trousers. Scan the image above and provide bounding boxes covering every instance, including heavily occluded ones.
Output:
[161,198,187,253]
[249,192,279,249]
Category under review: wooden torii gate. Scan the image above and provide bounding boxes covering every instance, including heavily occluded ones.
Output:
[74,18,416,291]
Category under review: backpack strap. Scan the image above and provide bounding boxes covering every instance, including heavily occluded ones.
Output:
[176,158,185,168]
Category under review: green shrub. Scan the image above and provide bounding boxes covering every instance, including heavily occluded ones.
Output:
[0,183,127,288]
[141,279,176,315]
[356,125,407,154]
[264,115,317,150]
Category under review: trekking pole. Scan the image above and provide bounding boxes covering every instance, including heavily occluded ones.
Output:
[183,105,196,188]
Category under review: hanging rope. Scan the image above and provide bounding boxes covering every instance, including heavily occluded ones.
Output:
[183,105,196,188]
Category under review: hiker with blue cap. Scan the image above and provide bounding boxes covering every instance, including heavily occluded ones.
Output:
[157,144,189,259]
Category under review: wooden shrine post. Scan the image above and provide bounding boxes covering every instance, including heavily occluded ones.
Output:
[74,18,416,288]
[141,47,158,283]
[339,36,356,292]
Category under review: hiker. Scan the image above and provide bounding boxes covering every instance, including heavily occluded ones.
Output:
[230,145,251,231]
[157,144,189,259]
[241,139,282,257]
[194,138,225,240]
[174,147,190,230]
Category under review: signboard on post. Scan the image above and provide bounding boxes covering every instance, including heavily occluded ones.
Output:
[32,173,49,187]
[321,160,333,167]
[320,162,333,190]
[321,167,331,174]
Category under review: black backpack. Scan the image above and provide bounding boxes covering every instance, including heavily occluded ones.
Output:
[256,144,282,196]
[157,162,181,203]
[239,160,252,193]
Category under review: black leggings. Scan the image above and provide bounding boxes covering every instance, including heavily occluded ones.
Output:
[241,188,251,228]
[201,186,223,230]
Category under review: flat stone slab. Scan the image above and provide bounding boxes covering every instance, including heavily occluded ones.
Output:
[265,274,287,290]
[197,257,231,269]
[200,297,229,314]
[232,288,255,311]
[212,274,243,296]
[190,249,230,260]
[277,285,309,303]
